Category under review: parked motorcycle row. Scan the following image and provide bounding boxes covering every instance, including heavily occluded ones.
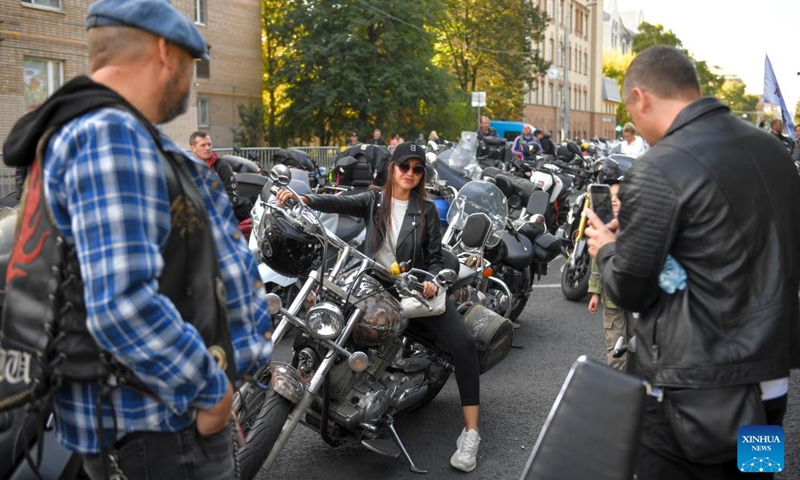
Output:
[0,136,636,479]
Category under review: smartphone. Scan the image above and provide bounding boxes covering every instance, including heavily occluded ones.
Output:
[588,183,615,225]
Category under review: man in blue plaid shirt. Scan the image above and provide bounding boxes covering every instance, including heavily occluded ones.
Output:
[1,0,272,478]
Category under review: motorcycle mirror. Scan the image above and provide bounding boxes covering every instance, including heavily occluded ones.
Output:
[425,151,440,168]
[435,269,457,288]
[269,164,292,187]
[507,195,522,210]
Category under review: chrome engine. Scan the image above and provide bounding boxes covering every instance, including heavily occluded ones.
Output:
[322,339,447,431]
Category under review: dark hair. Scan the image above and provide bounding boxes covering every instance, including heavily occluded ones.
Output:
[372,160,427,251]
[623,45,700,103]
[189,130,209,145]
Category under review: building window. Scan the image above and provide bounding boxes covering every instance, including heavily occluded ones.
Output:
[24,58,62,111]
[198,98,210,127]
[195,0,207,25]
[196,59,210,79]
[22,0,61,10]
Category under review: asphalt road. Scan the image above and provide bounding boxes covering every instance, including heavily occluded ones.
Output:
[254,257,800,480]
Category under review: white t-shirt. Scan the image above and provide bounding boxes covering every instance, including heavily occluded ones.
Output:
[375,198,408,268]
[620,135,648,158]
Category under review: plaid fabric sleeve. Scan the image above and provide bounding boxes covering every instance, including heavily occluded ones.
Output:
[47,109,228,413]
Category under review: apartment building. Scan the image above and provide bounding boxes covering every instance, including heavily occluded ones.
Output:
[0,0,261,150]
[524,0,613,142]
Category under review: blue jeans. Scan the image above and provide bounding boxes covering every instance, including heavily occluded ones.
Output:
[81,426,235,480]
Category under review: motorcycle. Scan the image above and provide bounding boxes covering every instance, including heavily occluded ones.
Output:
[249,168,366,305]
[0,193,87,479]
[234,165,512,479]
[484,190,562,321]
[559,155,635,301]
[441,180,515,319]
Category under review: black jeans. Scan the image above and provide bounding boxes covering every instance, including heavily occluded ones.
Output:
[406,300,480,406]
[82,425,235,480]
[635,393,788,480]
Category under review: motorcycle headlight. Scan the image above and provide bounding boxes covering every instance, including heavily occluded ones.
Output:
[306,302,344,340]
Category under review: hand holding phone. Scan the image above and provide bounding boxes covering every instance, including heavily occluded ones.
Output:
[588,184,615,225]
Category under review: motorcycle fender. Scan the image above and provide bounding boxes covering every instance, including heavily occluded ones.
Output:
[268,363,305,404]
[258,263,297,287]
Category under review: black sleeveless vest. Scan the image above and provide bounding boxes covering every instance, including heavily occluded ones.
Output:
[0,116,236,410]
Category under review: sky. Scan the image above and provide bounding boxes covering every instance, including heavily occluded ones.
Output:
[613,0,800,116]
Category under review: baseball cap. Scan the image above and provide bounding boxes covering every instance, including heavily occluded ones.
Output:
[86,0,210,60]
[391,141,426,164]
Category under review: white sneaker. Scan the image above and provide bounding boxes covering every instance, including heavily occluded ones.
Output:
[450,429,480,472]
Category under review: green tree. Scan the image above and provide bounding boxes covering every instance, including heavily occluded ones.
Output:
[233,102,266,147]
[631,22,682,52]
[718,81,760,125]
[276,0,452,145]
[631,22,723,98]
[262,0,293,146]
[602,50,634,130]
[433,0,550,120]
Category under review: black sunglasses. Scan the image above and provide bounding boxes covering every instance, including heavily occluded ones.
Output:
[397,162,425,176]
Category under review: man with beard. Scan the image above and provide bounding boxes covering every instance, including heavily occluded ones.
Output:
[0,0,273,478]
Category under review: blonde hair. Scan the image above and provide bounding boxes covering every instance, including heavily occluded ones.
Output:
[622,122,637,135]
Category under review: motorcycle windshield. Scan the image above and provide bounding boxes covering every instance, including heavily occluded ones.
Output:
[443,131,479,172]
[446,180,508,248]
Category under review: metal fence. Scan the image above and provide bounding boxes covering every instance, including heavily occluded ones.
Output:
[0,146,345,197]
[214,146,343,172]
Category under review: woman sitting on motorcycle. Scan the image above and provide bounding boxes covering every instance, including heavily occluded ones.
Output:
[276,141,482,473]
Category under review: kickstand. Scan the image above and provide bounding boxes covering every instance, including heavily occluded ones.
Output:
[386,415,428,474]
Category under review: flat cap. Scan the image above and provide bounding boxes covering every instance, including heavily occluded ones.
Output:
[86,0,210,60]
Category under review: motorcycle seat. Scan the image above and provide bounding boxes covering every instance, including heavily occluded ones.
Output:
[500,232,534,270]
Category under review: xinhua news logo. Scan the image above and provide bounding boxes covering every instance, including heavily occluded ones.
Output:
[738,425,784,473]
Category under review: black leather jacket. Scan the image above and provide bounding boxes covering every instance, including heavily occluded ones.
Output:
[597,97,800,387]
[305,189,444,275]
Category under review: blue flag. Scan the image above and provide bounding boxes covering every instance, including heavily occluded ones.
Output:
[763,55,797,141]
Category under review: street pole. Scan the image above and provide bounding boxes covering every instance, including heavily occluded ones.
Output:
[554,2,559,141]
[562,1,570,143]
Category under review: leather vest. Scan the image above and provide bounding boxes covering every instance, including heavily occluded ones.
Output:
[0,132,235,409]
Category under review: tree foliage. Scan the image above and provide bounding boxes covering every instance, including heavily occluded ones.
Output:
[262,0,293,145]
[631,22,724,98]
[273,0,453,146]
[233,102,266,147]
[433,0,550,120]
[602,50,634,130]
[718,81,760,125]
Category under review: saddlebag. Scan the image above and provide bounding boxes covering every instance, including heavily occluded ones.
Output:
[462,304,513,375]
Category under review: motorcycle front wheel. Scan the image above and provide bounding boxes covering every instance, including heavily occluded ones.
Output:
[236,387,292,480]
[561,250,590,301]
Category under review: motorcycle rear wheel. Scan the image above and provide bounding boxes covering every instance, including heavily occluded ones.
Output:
[236,387,292,480]
[561,251,590,301]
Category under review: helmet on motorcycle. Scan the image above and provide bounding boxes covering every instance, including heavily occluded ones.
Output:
[259,214,323,277]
